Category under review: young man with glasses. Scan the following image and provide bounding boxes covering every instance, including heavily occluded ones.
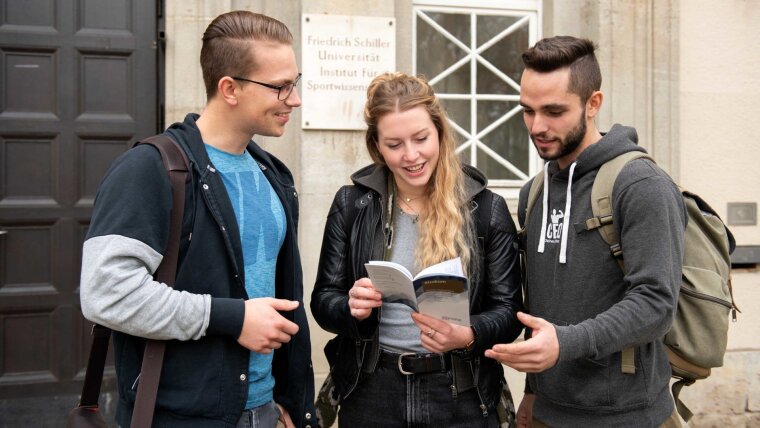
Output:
[80,10,314,428]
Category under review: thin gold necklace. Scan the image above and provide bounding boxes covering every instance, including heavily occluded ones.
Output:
[398,192,425,203]
[398,196,422,223]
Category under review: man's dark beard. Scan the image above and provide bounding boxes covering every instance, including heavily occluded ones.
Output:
[532,109,587,161]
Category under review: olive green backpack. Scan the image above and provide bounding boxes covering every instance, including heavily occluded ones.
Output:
[524,151,739,422]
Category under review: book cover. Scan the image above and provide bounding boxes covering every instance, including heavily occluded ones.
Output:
[364,257,470,326]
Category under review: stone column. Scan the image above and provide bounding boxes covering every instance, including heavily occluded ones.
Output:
[544,0,679,178]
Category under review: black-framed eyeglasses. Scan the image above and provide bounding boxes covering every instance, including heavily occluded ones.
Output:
[231,73,302,100]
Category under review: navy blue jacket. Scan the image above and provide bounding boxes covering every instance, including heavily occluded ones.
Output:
[84,114,315,427]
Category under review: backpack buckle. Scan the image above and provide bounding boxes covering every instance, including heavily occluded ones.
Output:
[585,217,602,230]
[584,214,613,231]
[610,243,623,258]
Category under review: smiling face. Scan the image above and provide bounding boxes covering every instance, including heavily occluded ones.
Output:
[375,105,441,198]
[235,42,301,138]
[520,67,597,169]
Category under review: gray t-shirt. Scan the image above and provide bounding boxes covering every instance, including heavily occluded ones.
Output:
[378,208,427,353]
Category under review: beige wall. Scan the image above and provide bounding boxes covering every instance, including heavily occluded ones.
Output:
[165,0,759,424]
[680,1,760,244]
[546,0,680,175]
[678,2,760,425]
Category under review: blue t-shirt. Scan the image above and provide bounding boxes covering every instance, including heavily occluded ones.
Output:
[205,144,286,409]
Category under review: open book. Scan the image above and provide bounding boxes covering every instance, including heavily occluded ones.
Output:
[364,257,470,326]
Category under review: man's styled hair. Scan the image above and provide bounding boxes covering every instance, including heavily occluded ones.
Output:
[200,11,292,99]
[521,36,602,103]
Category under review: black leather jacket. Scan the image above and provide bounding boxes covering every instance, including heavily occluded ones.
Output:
[311,164,523,409]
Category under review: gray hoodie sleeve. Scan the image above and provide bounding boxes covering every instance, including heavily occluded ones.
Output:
[554,160,686,362]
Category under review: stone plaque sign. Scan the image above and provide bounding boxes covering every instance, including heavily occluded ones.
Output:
[301,14,396,130]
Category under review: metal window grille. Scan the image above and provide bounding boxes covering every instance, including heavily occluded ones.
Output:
[413,1,542,187]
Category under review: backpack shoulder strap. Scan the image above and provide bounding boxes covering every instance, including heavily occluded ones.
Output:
[587,151,654,262]
[587,151,653,375]
[137,135,190,284]
[522,169,545,232]
[131,135,190,428]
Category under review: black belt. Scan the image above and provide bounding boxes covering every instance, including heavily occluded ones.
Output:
[380,350,451,375]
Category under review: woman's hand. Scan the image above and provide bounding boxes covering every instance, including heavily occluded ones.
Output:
[411,312,474,353]
[347,278,382,320]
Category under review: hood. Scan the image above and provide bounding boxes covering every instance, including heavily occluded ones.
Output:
[165,113,292,182]
[351,163,386,195]
[462,164,488,199]
[165,113,218,176]
[350,163,488,201]
[537,124,645,264]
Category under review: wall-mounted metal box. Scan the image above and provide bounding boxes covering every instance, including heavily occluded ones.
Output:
[731,245,760,267]
[727,202,757,226]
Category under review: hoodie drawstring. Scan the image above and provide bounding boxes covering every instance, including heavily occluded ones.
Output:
[537,166,550,254]
[537,161,577,264]
[559,162,577,263]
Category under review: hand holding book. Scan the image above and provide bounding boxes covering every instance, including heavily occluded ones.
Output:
[364,257,470,326]
[347,277,382,321]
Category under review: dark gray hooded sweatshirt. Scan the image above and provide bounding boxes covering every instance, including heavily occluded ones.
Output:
[518,124,686,427]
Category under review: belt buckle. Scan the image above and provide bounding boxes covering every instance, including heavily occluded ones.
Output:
[397,352,415,375]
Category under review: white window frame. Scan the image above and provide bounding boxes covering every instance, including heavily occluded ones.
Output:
[413,0,543,196]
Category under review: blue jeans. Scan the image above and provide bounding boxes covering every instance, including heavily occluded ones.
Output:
[338,351,498,428]
[237,400,280,428]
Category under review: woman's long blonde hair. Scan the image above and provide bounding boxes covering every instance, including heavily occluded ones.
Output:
[364,72,474,271]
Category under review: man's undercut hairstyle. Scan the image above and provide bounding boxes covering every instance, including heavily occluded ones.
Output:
[522,36,602,103]
[200,11,293,99]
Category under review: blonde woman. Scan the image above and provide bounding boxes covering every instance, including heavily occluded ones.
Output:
[311,73,523,427]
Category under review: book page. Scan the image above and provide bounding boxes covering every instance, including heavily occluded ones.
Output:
[366,260,413,280]
[365,262,417,310]
[414,257,464,280]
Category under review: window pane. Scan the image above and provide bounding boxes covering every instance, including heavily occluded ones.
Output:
[476,15,521,46]
[478,101,529,180]
[432,64,470,94]
[427,12,470,44]
[440,99,470,134]
[476,62,517,96]
[479,20,530,88]
[416,12,470,79]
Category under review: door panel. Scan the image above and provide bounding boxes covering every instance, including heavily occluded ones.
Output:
[0,0,158,410]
